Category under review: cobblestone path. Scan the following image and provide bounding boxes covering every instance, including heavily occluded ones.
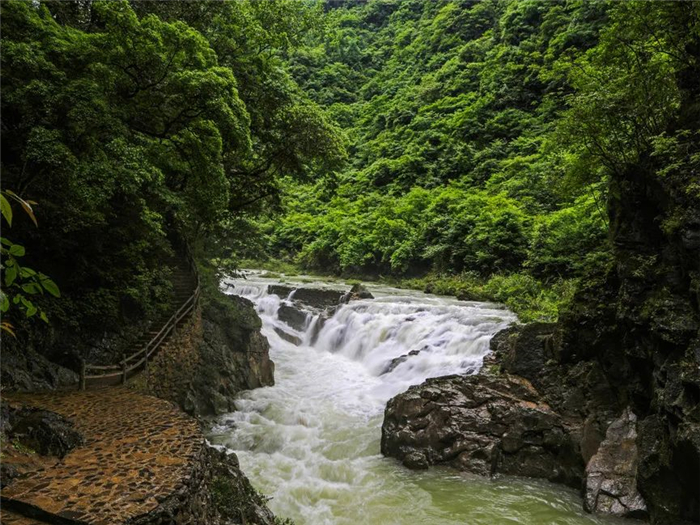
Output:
[1,388,203,524]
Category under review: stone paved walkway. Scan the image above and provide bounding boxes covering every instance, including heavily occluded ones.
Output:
[1,388,203,524]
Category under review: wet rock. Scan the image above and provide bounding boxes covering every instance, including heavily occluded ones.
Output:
[277,303,308,331]
[341,283,375,303]
[487,323,557,388]
[382,350,421,375]
[0,462,19,488]
[274,327,302,346]
[350,282,374,299]
[181,292,274,417]
[203,447,278,525]
[307,314,327,346]
[268,285,345,310]
[267,284,295,299]
[584,407,647,520]
[381,374,583,485]
[0,344,78,393]
[9,407,83,458]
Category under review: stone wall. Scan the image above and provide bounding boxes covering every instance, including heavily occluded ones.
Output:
[130,289,275,418]
[130,306,204,405]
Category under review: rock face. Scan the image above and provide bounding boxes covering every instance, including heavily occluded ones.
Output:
[180,292,275,417]
[584,407,647,519]
[383,314,699,523]
[0,345,78,392]
[139,445,278,525]
[277,303,309,331]
[381,374,582,484]
[8,407,84,458]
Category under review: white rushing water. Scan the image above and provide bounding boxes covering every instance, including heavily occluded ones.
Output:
[208,273,624,525]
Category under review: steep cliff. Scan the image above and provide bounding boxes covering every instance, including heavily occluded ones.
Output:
[180,291,275,417]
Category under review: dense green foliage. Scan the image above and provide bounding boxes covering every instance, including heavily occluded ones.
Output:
[250,0,699,321]
[1,0,342,339]
[2,0,698,336]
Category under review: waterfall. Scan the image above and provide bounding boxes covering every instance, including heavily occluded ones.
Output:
[209,273,617,525]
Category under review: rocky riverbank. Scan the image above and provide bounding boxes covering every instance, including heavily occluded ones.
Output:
[382,318,699,524]
[134,289,275,417]
[382,143,700,525]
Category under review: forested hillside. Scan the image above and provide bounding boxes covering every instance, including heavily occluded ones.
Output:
[255,0,699,321]
[1,0,343,356]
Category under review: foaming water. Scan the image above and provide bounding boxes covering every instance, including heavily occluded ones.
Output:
[208,273,623,525]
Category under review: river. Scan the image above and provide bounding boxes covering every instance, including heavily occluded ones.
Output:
[208,272,624,525]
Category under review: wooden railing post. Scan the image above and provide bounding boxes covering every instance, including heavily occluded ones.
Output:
[79,359,86,391]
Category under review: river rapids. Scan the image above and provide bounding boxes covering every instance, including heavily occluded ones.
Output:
[208,273,624,525]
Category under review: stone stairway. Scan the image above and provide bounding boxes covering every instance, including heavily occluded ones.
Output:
[82,256,199,389]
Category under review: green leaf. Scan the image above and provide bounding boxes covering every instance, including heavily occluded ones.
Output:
[0,194,13,226]
[20,295,30,308]
[40,311,49,323]
[22,282,42,295]
[26,302,38,317]
[41,277,60,298]
[0,292,9,313]
[9,244,25,257]
[20,267,37,278]
[5,265,18,287]
[0,237,13,247]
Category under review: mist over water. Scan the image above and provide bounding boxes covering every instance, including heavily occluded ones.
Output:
[208,273,623,525]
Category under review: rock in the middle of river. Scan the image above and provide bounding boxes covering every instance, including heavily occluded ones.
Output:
[380,373,583,486]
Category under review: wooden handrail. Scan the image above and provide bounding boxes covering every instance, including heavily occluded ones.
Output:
[81,245,200,387]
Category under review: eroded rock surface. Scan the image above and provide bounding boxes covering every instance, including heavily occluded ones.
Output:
[381,374,583,485]
[267,284,344,309]
[181,293,275,417]
[584,407,647,519]
[277,303,309,331]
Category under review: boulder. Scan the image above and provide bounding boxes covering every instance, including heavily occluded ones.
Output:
[274,327,302,346]
[289,288,345,309]
[584,407,648,519]
[9,407,83,458]
[267,284,295,299]
[381,374,583,485]
[268,285,345,310]
[277,303,308,331]
[341,283,374,303]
